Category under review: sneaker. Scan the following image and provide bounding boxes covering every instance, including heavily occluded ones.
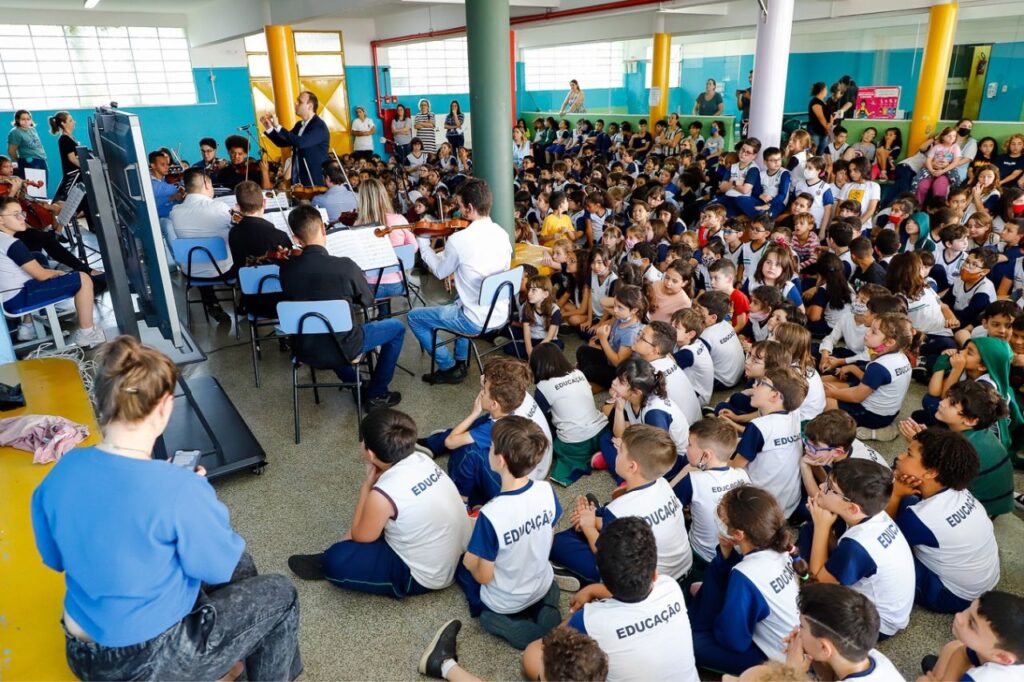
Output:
[205,304,230,324]
[1014,492,1024,512]
[856,425,899,442]
[701,405,716,417]
[366,391,402,409]
[70,326,106,349]
[413,442,436,459]
[422,362,467,385]
[419,619,461,678]
[16,322,35,341]
[552,565,581,592]
[590,452,608,470]
[287,553,326,581]
[585,493,601,509]
[912,367,929,384]
[920,655,938,674]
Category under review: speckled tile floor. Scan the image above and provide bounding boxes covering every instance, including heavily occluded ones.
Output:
[164,274,1023,682]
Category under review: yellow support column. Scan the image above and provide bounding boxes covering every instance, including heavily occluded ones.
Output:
[265,25,300,130]
[908,1,959,152]
[649,32,671,123]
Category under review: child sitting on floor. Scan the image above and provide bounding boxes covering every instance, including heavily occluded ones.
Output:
[672,308,715,406]
[919,591,1024,682]
[697,290,746,390]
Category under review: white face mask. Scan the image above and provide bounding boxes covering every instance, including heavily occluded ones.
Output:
[803,168,820,181]
[629,256,644,267]
[852,301,868,316]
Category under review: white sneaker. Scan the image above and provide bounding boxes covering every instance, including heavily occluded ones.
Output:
[16,322,35,341]
[856,425,899,442]
[71,326,106,348]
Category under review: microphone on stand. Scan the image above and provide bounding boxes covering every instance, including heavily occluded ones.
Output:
[237,123,255,131]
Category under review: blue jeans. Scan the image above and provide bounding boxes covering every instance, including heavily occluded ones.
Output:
[408,303,481,371]
[335,318,405,399]
[369,280,406,317]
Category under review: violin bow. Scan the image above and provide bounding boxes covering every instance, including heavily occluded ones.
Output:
[329,148,354,191]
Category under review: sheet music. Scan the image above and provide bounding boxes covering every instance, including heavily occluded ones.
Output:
[55,184,86,228]
[325,224,397,271]
[214,195,237,208]
[266,209,293,236]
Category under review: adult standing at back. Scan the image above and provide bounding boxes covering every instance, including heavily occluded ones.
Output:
[391,103,414,162]
[409,178,513,385]
[807,81,833,155]
[31,335,302,681]
[414,99,438,157]
[444,101,466,151]
[7,109,46,183]
[261,90,330,186]
[837,75,859,121]
[694,79,724,117]
[350,106,376,162]
[559,80,586,116]
[736,70,753,137]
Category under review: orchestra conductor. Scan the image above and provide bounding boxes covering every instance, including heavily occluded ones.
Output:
[261,90,330,187]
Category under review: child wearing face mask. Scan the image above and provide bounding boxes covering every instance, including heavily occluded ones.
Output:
[747,285,785,343]
[818,285,898,372]
[790,156,835,238]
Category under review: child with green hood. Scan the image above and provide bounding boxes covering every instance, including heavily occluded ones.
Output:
[898,209,935,253]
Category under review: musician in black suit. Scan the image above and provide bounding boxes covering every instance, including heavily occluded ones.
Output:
[261,91,330,187]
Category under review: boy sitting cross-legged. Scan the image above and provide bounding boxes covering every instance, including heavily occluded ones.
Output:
[455,416,562,650]
[920,591,1024,682]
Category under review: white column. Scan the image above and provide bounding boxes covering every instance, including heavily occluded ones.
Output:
[747,0,795,163]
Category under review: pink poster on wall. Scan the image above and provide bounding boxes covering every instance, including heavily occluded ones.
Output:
[853,86,901,119]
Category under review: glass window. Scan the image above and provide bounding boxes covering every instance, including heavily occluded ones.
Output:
[244,33,267,53]
[297,54,343,77]
[383,37,468,95]
[643,44,683,89]
[294,32,340,52]
[524,41,625,91]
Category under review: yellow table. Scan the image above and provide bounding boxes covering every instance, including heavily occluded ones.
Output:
[0,358,98,681]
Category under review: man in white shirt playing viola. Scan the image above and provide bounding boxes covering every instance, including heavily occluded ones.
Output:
[409,178,513,385]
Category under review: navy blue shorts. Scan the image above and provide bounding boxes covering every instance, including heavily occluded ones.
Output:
[321,537,430,599]
[3,272,81,314]
[837,400,897,429]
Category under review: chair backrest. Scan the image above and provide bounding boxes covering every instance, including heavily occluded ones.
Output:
[276,300,353,335]
[238,264,282,295]
[171,237,229,274]
[478,266,523,331]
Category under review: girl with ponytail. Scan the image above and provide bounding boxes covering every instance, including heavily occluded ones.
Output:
[591,356,688,483]
[688,485,803,675]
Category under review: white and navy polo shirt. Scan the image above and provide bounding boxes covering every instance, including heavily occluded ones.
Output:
[846,650,904,681]
[652,356,702,426]
[797,365,826,423]
[569,574,698,682]
[524,303,562,342]
[737,411,803,516]
[626,393,690,459]
[895,488,1000,601]
[740,241,769,286]
[728,550,801,662]
[674,338,715,405]
[904,288,954,337]
[674,467,750,562]
[604,478,692,580]
[534,369,608,445]
[963,648,1019,682]
[826,512,915,636]
[860,351,913,418]
[849,440,890,469]
[952,276,995,317]
[467,480,560,614]
[700,321,745,388]
[0,232,35,302]
[512,393,554,481]
[791,178,835,228]
[938,248,968,287]
[590,271,617,318]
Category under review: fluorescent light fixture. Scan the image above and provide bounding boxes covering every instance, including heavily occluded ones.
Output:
[84,0,102,8]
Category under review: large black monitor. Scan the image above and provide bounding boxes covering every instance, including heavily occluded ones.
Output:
[84,106,183,348]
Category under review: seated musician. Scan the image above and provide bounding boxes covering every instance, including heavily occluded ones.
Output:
[169,168,233,323]
[214,135,271,191]
[311,164,357,222]
[191,137,227,176]
[149,149,185,219]
[228,180,291,318]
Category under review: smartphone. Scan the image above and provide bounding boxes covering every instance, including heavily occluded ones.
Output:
[171,449,201,471]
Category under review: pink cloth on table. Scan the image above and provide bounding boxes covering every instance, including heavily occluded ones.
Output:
[0,414,90,464]
[368,212,418,285]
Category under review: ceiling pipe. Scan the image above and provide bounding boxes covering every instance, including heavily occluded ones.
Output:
[369,0,672,117]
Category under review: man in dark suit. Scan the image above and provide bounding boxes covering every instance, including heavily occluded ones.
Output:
[228,180,291,318]
[279,205,404,408]
[261,91,330,186]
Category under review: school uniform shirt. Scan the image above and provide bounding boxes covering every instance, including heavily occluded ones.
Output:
[827,513,915,636]
[590,272,617,318]
[674,467,750,562]
[725,162,761,197]
[951,277,996,328]
[839,181,881,230]
[850,440,890,468]
[700,321,746,388]
[373,453,471,590]
[963,649,1019,682]
[759,168,792,215]
[827,141,849,160]
[797,365,826,422]
[791,179,835,228]
[625,394,689,459]
[0,232,34,302]
[652,356,702,426]
[643,264,664,284]
[895,488,1000,601]
[725,549,801,662]
[513,393,554,481]
[937,248,968,288]
[569,574,698,682]
[468,480,560,614]
[723,242,744,268]
[524,303,562,341]
[603,479,693,580]
[904,288,953,337]
[739,241,769,286]
[587,210,608,243]
[737,411,803,516]
[810,285,853,331]
[861,351,913,418]
[675,338,715,405]
[847,650,904,681]
[535,371,606,445]
[819,311,868,359]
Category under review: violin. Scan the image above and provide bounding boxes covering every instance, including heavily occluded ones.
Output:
[290,184,328,201]
[165,163,185,185]
[245,244,303,266]
[374,218,470,240]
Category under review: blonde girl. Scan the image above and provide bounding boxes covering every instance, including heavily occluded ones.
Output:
[772,321,826,422]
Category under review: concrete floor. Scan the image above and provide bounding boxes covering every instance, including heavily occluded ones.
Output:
[149,273,1024,682]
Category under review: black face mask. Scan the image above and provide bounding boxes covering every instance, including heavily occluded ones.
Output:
[958,126,972,137]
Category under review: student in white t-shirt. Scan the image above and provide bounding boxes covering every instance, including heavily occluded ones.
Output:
[525,516,698,682]
[456,417,562,649]
[289,409,470,596]
[671,417,750,574]
[824,313,914,441]
[784,583,904,682]
[530,344,610,487]
[696,291,746,390]
[839,158,881,232]
[550,425,692,585]
[887,428,1000,613]
[672,308,715,405]
[633,321,702,426]
[688,485,801,675]
[729,367,808,516]
[804,460,915,638]
[919,591,1024,682]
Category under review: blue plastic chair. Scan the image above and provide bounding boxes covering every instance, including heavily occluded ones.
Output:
[276,299,373,444]
[171,237,238,336]
[367,242,424,317]
[429,266,523,378]
[238,264,282,387]
[2,292,71,352]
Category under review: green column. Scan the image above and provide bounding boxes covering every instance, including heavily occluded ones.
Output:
[465,0,513,241]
